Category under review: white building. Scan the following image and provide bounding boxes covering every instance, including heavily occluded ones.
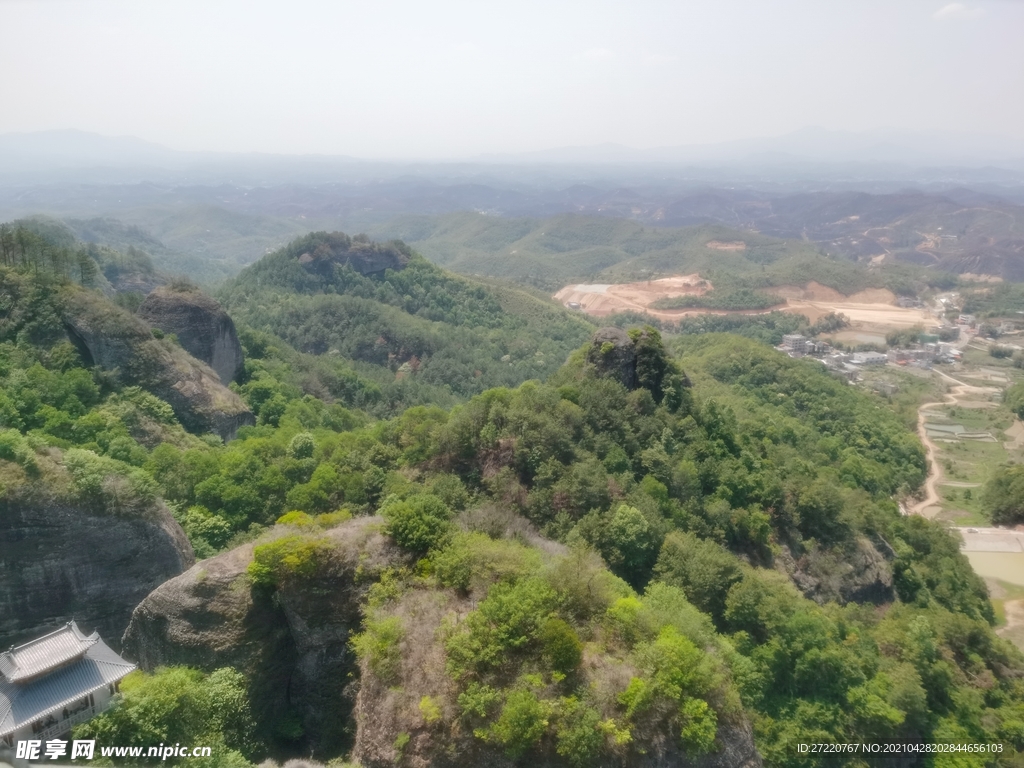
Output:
[0,621,135,747]
[781,334,809,354]
[851,352,887,366]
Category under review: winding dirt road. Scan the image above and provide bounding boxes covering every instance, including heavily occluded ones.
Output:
[911,370,1000,516]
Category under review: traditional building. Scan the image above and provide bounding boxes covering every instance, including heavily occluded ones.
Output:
[0,621,135,746]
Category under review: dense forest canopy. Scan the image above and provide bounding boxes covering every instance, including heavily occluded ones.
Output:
[1,225,1023,767]
[367,212,962,296]
[216,231,596,411]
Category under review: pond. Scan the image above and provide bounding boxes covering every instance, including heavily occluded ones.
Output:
[965,551,1024,587]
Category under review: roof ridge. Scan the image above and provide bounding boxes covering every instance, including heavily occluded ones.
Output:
[0,621,99,683]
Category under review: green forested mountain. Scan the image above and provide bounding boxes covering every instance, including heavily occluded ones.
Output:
[2,226,1023,768]
[366,211,954,295]
[217,231,596,411]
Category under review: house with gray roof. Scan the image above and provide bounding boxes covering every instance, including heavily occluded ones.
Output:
[0,621,135,746]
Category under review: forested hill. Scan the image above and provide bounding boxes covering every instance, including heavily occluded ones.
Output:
[4,222,1024,767]
[217,231,596,409]
[86,325,1022,766]
[364,211,956,295]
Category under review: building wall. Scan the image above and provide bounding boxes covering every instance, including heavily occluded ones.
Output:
[2,685,117,745]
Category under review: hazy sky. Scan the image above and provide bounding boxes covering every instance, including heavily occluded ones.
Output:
[2,0,1023,158]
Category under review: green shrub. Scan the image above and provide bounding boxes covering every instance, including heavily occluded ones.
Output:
[637,627,716,707]
[539,617,583,674]
[419,695,442,725]
[352,616,404,684]
[458,682,501,719]
[433,532,541,593]
[446,578,557,676]
[393,731,410,756]
[0,429,36,471]
[180,506,234,552]
[554,697,603,767]
[489,690,549,757]
[654,531,742,621]
[247,534,333,587]
[380,493,453,552]
[678,697,717,755]
[276,510,315,527]
[63,447,158,514]
[72,666,258,765]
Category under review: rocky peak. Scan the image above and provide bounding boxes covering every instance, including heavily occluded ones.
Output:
[62,289,254,440]
[122,518,406,758]
[136,284,245,385]
[296,232,410,277]
[586,327,638,390]
[585,325,691,409]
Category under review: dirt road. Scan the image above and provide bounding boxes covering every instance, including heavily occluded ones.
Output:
[910,371,1000,516]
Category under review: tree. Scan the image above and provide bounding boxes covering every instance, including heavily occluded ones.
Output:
[74,667,258,766]
[654,531,742,622]
[604,504,661,588]
[490,690,549,757]
[380,493,453,552]
[1005,382,1024,421]
[983,464,1024,525]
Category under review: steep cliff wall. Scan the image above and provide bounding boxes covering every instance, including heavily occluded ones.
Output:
[122,517,404,758]
[0,490,193,650]
[137,286,244,385]
[61,289,254,440]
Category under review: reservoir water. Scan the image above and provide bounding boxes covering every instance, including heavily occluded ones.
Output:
[965,551,1024,587]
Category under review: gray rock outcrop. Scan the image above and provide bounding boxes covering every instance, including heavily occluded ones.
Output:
[0,496,193,650]
[586,327,638,390]
[137,286,244,385]
[122,517,405,758]
[61,288,254,440]
[782,536,895,605]
[296,233,410,278]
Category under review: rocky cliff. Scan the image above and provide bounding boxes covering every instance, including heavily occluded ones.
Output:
[0,490,194,650]
[296,232,410,278]
[122,518,405,758]
[61,288,254,440]
[586,327,639,390]
[124,515,762,767]
[136,285,244,385]
[583,325,691,407]
[781,536,895,606]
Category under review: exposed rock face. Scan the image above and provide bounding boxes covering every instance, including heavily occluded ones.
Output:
[0,497,193,650]
[782,537,895,605]
[585,326,691,407]
[137,286,245,385]
[122,518,405,758]
[586,327,639,389]
[61,289,254,440]
[297,232,410,278]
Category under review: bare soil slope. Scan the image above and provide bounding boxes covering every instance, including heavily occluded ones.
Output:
[555,275,935,331]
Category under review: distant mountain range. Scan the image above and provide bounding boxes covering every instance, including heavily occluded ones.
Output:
[2,128,1024,189]
[478,127,1024,169]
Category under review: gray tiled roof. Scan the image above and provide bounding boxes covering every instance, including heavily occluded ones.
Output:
[0,638,135,737]
[0,623,97,683]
